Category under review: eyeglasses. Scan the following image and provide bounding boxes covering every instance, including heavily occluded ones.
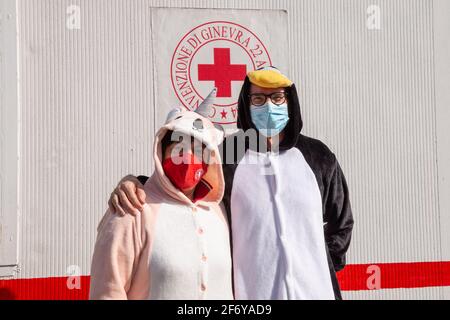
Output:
[248,92,288,107]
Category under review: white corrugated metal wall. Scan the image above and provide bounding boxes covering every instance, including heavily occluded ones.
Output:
[0,0,19,278]
[1,0,450,299]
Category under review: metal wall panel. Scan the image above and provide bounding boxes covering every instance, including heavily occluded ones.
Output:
[0,0,19,276]
[10,0,448,299]
[346,287,442,300]
[433,0,450,301]
[17,0,156,280]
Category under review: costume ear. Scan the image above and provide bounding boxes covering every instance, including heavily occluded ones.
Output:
[165,107,184,123]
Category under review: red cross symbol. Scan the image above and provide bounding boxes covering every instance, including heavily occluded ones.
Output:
[198,48,247,98]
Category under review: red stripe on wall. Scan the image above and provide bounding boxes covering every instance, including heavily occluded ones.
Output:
[1,261,450,300]
[0,275,91,300]
[337,261,450,291]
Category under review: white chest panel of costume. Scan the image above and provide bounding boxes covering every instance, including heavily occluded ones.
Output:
[149,203,233,300]
[231,148,334,300]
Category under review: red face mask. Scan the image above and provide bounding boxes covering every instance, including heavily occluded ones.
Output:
[162,153,208,190]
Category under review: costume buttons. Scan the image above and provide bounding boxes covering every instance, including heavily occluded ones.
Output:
[200,284,207,291]
[201,254,207,262]
[192,207,197,213]
[198,228,204,235]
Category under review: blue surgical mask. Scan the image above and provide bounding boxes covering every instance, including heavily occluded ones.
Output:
[250,102,290,137]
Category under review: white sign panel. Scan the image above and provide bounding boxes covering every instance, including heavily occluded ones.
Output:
[151,8,289,129]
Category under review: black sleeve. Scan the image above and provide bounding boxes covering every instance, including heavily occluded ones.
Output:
[296,134,354,274]
[137,175,149,185]
[323,159,354,272]
[221,163,238,225]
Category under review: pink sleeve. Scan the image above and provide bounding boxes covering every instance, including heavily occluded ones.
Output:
[89,209,143,300]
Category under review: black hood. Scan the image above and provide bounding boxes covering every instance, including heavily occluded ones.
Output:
[236,76,303,151]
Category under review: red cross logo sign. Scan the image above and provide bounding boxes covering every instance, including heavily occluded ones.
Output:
[170,21,272,124]
[198,48,247,98]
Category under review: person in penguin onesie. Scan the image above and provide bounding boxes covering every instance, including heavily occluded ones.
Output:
[107,67,354,300]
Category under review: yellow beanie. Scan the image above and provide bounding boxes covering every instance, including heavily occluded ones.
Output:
[247,66,293,88]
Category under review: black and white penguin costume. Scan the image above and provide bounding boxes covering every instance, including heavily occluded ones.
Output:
[220,74,354,300]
